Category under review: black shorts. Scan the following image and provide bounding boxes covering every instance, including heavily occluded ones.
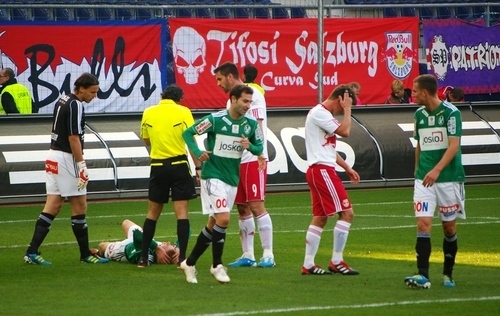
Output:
[148,155,197,203]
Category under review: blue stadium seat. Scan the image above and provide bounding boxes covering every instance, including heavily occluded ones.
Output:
[116,8,135,20]
[437,7,454,19]
[419,7,436,20]
[234,8,251,18]
[254,8,270,19]
[252,0,271,4]
[490,6,500,25]
[214,8,232,18]
[472,6,485,19]
[96,8,114,20]
[383,8,399,18]
[11,8,31,20]
[137,9,155,20]
[0,9,10,21]
[75,9,95,21]
[272,7,289,19]
[401,8,417,17]
[344,0,363,4]
[195,8,212,18]
[455,6,474,21]
[33,8,52,21]
[54,8,73,21]
[290,7,307,18]
[176,8,192,18]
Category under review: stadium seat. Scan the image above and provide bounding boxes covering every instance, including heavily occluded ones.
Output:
[254,8,270,19]
[252,0,271,4]
[234,8,251,18]
[0,9,10,21]
[54,8,73,21]
[137,9,155,20]
[272,7,289,19]
[383,8,399,18]
[33,8,52,21]
[455,6,474,21]
[176,8,192,18]
[344,0,363,4]
[437,7,454,19]
[116,8,135,20]
[96,8,114,20]
[401,8,417,17]
[490,6,500,25]
[290,7,307,18]
[195,8,212,18]
[214,8,232,18]
[11,8,31,20]
[75,9,95,21]
[472,6,485,20]
[419,7,436,20]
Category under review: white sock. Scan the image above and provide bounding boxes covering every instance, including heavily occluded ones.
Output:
[303,225,323,269]
[239,215,255,260]
[257,212,273,258]
[332,220,351,264]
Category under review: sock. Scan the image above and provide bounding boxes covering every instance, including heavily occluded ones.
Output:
[26,212,55,254]
[257,212,273,258]
[238,215,255,260]
[303,225,322,269]
[332,220,351,264]
[416,232,431,279]
[140,218,157,262]
[186,226,212,266]
[212,224,227,268]
[177,219,190,262]
[71,214,91,259]
[443,234,458,277]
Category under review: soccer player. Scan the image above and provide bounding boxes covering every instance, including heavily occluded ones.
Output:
[301,85,360,276]
[98,219,179,265]
[179,85,264,284]
[138,84,200,267]
[214,62,275,268]
[404,74,466,289]
[24,73,109,265]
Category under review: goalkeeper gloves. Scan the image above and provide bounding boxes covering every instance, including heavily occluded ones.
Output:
[77,161,89,191]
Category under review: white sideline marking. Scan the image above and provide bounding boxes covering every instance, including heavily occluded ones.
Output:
[192,296,500,316]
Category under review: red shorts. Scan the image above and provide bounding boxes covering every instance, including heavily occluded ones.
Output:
[306,164,352,217]
[235,160,267,204]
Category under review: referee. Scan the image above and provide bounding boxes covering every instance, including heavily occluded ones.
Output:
[138,84,200,267]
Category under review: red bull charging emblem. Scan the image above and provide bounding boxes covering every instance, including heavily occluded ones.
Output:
[385,32,414,79]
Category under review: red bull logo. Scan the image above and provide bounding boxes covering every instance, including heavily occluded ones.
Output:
[322,134,336,147]
[385,32,414,79]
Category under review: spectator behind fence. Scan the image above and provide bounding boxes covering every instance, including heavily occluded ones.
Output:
[243,64,266,96]
[385,79,413,104]
[348,82,362,106]
[0,68,32,114]
[447,87,465,102]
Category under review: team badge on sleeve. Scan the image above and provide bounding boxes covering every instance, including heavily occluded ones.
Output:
[195,118,212,134]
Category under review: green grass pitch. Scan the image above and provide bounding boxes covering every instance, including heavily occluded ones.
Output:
[0,184,499,315]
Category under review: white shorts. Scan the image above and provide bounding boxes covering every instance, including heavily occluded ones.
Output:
[200,178,237,215]
[413,179,466,221]
[45,149,85,197]
[104,225,141,262]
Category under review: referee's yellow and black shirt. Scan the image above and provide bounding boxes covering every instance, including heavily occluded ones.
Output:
[140,99,194,159]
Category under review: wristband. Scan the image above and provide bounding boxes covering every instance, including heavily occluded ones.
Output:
[195,166,202,171]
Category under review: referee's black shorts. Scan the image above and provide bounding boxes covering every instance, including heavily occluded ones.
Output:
[148,155,197,203]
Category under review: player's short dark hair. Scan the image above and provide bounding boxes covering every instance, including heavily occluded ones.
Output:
[229,84,253,100]
[74,73,99,91]
[414,74,438,96]
[213,62,240,79]
[327,84,357,106]
[161,84,184,102]
[243,64,258,83]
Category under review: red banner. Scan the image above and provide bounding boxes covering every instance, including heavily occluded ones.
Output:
[0,20,165,113]
[169,18,419,108]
